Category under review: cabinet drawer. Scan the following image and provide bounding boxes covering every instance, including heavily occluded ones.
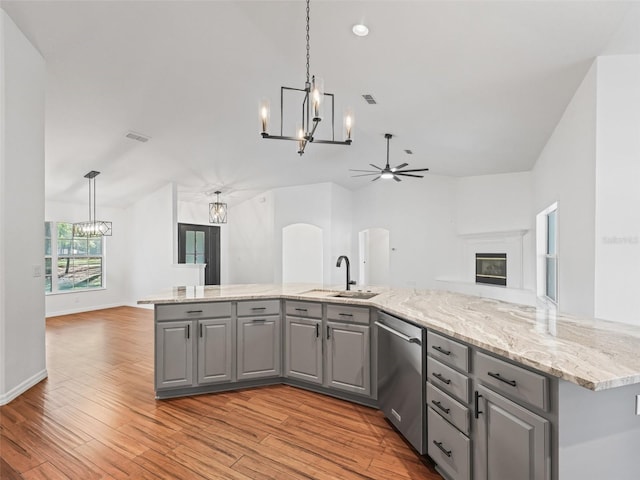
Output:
[156,302,231,321]
[237,299,281,317]
[427,356,470,403]
[427,408,471,480]
[285,301,322,319]
[427,382,470,435]
[326,304,369,324]
[427,331,469,373]
[475,351,549,411]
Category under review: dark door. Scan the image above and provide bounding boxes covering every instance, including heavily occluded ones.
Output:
[177,223,220,285]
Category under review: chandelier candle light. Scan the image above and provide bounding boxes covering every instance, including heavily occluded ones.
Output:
[73,170,112,237]
[259,0,353,155]
[209,191,228,224]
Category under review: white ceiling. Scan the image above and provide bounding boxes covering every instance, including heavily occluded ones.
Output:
[3,1,639,208]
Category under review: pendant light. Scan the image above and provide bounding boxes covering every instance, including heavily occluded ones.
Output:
[209,191,228,224]
[72,171,112,237]
[259,0,353,156]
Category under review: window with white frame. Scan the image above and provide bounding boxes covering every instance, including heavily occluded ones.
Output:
[536,203,558,303]
[44,221,105,294]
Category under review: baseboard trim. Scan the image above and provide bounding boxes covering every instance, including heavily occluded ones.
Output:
[0,368,48,406]
[46,303,125,318]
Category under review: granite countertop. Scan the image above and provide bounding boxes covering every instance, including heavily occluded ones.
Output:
[139,283,640,391]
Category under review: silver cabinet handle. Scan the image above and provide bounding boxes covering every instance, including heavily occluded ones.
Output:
[199,323,203,338]
[186,324,190,339]
[295,308,308,312]
[338,312,353,317]
[252,318,266,323]
[186,310,203,314]
[374,321,421,345]
[251,307,266,311]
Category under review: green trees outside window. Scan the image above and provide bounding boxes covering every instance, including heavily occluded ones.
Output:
[45,221,104,293]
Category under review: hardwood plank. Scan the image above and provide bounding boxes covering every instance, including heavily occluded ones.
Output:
[0,306,442,480]
[0,455,26,480]
[21,461,71,480]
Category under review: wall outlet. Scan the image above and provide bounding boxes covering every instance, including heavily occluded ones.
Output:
[636,394,640,415]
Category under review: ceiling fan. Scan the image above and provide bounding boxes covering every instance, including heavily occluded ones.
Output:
[350,133,429,182]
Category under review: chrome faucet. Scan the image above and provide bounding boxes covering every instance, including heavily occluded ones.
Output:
[336,255,356,291]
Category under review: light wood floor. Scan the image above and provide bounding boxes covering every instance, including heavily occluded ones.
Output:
[0,306,442,479]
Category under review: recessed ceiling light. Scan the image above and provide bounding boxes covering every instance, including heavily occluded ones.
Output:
[352,24,369,37]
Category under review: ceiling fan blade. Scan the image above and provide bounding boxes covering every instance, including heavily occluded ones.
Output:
[369,164,383,170]
[395,172,424,178]
[396,168,429,173]
[372,176,381,182]
[393,175,402,182]
[393,163,409,170]
[349,169,379,173]
[352,173,382,177]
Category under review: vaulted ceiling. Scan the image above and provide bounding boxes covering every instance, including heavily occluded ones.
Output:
[3,1,639,207]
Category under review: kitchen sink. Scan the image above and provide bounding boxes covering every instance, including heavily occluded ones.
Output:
[301,289,379,300]
[332,291,379,300]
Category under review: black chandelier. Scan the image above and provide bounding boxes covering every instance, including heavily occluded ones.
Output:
[259,0,353,156]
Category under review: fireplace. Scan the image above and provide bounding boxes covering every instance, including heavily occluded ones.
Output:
[475,253,507,286]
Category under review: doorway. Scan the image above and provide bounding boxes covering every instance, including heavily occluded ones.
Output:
[177,223,220,285]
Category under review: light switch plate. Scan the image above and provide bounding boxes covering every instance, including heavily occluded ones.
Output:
[32,265,42,277]
[636,394,640,415]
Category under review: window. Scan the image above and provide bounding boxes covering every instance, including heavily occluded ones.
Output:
[536,203,558,304]
[44,221,105,294]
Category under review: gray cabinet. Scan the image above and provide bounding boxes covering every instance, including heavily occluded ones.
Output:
[426,330,472,480]
[197,318,232,385]
[325,320,371,396]
[155,302,232,392]
[285,315,323,384]
[475,384,550,480]
[237,316,282,380]
[155,320,194,390]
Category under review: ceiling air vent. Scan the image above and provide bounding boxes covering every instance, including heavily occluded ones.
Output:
[125,131,150,143]
[362,94,377,105]
[404,149,413,155]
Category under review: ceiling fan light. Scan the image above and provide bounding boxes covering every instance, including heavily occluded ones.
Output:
[352,24,369,37]
[381,171,394,180]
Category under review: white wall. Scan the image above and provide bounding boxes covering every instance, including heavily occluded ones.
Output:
[532,62,597,317]
[352,175,458,289]
[227,190,276,284]
[456,172,532,235]
[125,183,200,305]
[44,200,128,316]
[594,55,640,325]
[227,183,354,288]
[453,172,535,296]
[0,11,47,404]
[329,183,354,286]
[282,223,323,283]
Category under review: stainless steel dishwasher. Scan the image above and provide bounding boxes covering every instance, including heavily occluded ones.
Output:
[376,311,426,454]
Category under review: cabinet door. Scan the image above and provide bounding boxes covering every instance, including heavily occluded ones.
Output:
[155,320,194,390]
[198,318,232,385]
[237,316,281,380]
[325,321,371,396]
[285,316,322,384]
[475,385,550,480]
